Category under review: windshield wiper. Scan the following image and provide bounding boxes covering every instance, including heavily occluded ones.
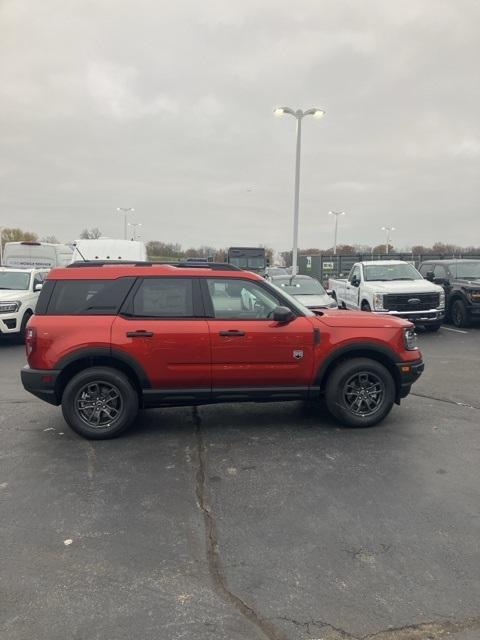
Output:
[395,278,416,280]
[0,287,13,290]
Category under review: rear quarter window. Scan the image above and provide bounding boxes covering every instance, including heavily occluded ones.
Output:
[44,278,135,315]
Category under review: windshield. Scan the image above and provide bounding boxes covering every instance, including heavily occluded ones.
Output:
[266,281,314,315]
[0,271,31,290]
[229,256,266,270]
[450,262,480,279]
[364,263,423,281]
[273,277,326,295]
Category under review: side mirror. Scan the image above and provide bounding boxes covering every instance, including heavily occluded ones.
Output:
[351,277,360,287]
[34,283,43,292]
[425,271,434,282]
[272,306,295,323]
[326,288,333,297]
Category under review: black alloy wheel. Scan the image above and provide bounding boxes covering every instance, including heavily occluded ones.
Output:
[325,357,395,427]
[62,367,139,439]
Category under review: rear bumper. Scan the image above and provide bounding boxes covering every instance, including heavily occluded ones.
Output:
[21,366,61,405]
[396,359,425,401]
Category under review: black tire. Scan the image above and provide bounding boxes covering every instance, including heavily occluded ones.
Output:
[325,358,395,428]
[61,367,139,439]
[361,301,372,312]
[450,299,470,328]
[17,310,33,343]
[424,323,441,332]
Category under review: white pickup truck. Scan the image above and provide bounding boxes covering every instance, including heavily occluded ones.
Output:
[0,267,48,341]
[328,260,445,331]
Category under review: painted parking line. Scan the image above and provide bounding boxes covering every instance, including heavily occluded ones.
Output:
[441,326,469,334]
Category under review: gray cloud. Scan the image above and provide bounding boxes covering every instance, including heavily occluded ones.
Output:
[1,0,479,251]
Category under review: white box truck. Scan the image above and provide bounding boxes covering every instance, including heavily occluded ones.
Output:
[71,238,147,263]
[2,242,73,269]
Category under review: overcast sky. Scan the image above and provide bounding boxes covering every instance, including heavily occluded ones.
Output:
[1,0,479,252]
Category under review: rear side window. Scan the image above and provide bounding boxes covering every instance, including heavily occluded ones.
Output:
[132,278,194,317]
[46,278,135,315]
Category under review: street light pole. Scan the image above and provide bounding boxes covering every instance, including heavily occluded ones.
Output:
[116,207,135,240]
[328,211,345,255]
[0,227,3,265]
[274,106,325,276]
[128,222,142,240]
[381,226,395,255]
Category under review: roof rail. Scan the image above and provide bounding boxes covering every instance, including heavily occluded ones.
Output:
[66,260,241,271]
[67,260,153,268]
[159,262,241,271]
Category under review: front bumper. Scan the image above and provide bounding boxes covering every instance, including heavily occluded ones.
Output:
[396,359,425,401]
[466,303,480,319]
[21,366,61,405]
[377,309,444,325]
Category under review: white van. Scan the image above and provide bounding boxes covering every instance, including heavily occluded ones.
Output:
[2,242,73,269]
[71,238,147,263]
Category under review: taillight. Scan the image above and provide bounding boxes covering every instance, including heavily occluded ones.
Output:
[25,326,36,357]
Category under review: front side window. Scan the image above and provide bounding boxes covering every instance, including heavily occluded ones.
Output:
[206,278,280,319]
[433,264,447,278]
[132,278,194,317]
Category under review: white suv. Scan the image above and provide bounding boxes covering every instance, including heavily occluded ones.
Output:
[0,268,47,341]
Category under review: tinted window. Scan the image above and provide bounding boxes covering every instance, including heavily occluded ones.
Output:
[207,278,280,319]
[46,278,135,315]
[132,278,194,317]
[433,264,447,278]
[418,264,433,276]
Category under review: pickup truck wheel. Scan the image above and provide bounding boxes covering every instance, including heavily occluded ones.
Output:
[325,358,395,428]
[62,367,138,439]
[361,302,372,312]
[451,299,470,328]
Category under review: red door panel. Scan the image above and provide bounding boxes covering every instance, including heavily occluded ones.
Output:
[208,317,315,387]
[111,317,211,389]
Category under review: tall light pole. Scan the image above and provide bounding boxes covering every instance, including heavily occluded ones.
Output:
[381,226,395,255]
[274,106,325,275]
[116,207,135,240]
[328,211,345,255]
[128,222,142,240]
[0,227,3,265]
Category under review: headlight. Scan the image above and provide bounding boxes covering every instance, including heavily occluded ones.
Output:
[439,290,445,309]
[404,327,418,351]
[372,293,385,311]
[0,301,21,314]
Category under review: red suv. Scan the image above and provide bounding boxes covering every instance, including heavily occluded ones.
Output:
[21,262,424,439]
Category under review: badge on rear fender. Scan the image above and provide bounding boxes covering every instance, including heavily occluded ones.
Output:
[293,350,304,360]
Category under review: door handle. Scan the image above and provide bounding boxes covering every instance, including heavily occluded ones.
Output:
[126,330,154,338]
[219,330,245,337]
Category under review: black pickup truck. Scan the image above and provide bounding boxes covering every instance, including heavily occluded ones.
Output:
[418,259,480,327]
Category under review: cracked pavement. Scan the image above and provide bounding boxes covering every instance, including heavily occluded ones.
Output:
[0,326,479,639]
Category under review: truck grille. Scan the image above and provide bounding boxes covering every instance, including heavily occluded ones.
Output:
[383,293,440,312]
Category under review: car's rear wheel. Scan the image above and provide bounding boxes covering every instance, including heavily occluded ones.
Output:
[451,299,470,328]
[361,301,372,312]
[325,358,395,427]
[62,367,138,439]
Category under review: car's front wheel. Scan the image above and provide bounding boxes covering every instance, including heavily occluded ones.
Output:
[450,299,470,328]
[62,367,139,439]
[325,358,395,427]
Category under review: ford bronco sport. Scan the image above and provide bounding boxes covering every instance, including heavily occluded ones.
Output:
[21,261,424,439]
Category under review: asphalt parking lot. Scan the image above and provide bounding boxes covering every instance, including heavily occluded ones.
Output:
[1,326,479,640]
